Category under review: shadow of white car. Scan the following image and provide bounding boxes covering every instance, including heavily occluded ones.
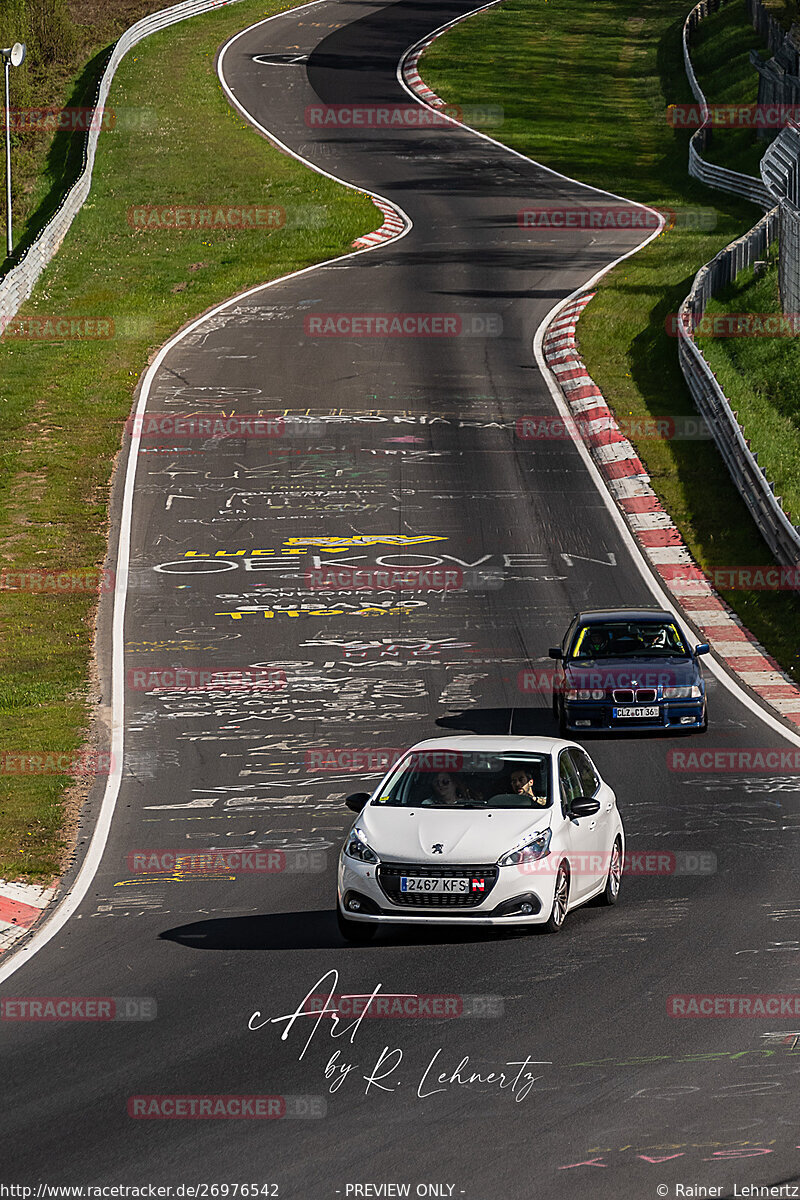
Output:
[336,736,624,942]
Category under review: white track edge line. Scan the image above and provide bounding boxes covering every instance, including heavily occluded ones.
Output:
[399,0,800,748]
[0,0,414,985]
[7,0,796,985]
[535,306,800,749]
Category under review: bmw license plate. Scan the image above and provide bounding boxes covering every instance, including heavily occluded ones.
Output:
[613,705,660,719]
[400,876,469,893]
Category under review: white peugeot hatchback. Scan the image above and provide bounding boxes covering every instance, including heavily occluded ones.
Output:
[336,736,624,941]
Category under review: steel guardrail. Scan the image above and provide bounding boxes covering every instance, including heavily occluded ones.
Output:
[683,0,773,208]
[677,209,800,565]
[0,0,245,326]
[678,2,800,568]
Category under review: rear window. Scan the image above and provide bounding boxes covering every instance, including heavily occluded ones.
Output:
[372,750,552,810]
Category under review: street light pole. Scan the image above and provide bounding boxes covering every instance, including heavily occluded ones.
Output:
[4,54,11,258]
[2,43,27,260]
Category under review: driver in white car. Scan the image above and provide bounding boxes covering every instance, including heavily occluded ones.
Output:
[509,768,548,807]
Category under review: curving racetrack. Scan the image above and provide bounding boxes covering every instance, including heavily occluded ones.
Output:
[2,1,800,1195]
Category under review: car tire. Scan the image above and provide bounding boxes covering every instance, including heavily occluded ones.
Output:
[598,838,622,906]
[337,906,377,943]
[557,698,568,737]
[698,702,708,733]
[541,862,570,933]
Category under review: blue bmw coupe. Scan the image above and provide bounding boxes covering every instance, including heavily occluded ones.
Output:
[549,608,710,734]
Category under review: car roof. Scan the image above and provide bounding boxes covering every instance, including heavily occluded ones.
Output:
[575,608,674,623]
[404,735,574,755]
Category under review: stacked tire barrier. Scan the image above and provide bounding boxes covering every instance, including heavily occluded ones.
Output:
[683,0,773,207]
[0,0,244,327]
[678,0,800,570]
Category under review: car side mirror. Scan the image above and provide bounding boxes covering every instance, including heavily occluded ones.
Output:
[569,797,600,819]
[345,792,370,813]
[549,647,563,659]
[695,643,710,656]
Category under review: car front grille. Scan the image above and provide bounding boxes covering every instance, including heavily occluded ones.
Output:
[377,862,499,908]
[612,688,658,704]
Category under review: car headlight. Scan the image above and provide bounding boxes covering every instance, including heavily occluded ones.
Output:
[565,689,605,701]
[343,828,379,865]
[498,828,551,867]
[663,685,702,699]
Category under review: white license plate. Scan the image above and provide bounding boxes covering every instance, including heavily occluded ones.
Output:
[613,706,660,719]
[400,876,469,893]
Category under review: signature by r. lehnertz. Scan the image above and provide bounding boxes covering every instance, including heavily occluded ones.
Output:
[248,968,549,1103]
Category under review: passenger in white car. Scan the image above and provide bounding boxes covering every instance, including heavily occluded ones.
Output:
[421,772,480,806]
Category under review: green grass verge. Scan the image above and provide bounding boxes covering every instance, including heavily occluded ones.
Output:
[700,255,800,522]
[1,1,176,271]
[422,0,800,681]
[0,0,378,882]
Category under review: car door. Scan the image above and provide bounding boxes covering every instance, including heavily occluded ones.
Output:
[568,746,613,891]
[557,750,600,900]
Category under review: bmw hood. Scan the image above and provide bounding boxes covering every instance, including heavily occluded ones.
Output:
[565,657,699,689]
[353,806,552,865]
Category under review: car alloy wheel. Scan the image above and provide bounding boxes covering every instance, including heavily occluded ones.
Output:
[543,863,569,933]
[600,838,622,906]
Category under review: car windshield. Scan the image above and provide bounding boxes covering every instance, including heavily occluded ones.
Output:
[569,620,689,660]
[372,750,552,810]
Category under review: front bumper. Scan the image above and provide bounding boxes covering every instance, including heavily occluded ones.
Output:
[338,855,559,927]
[563,698,705,732]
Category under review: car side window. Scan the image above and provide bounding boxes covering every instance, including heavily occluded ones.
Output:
[558,752,582,814]
[568,748,600,798]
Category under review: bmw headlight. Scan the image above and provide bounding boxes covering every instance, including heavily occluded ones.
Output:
[498,828,551,867]
[343,827,379,865]
[663,685,702,699]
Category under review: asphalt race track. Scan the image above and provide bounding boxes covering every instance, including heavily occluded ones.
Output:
[3,1,800,1195]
